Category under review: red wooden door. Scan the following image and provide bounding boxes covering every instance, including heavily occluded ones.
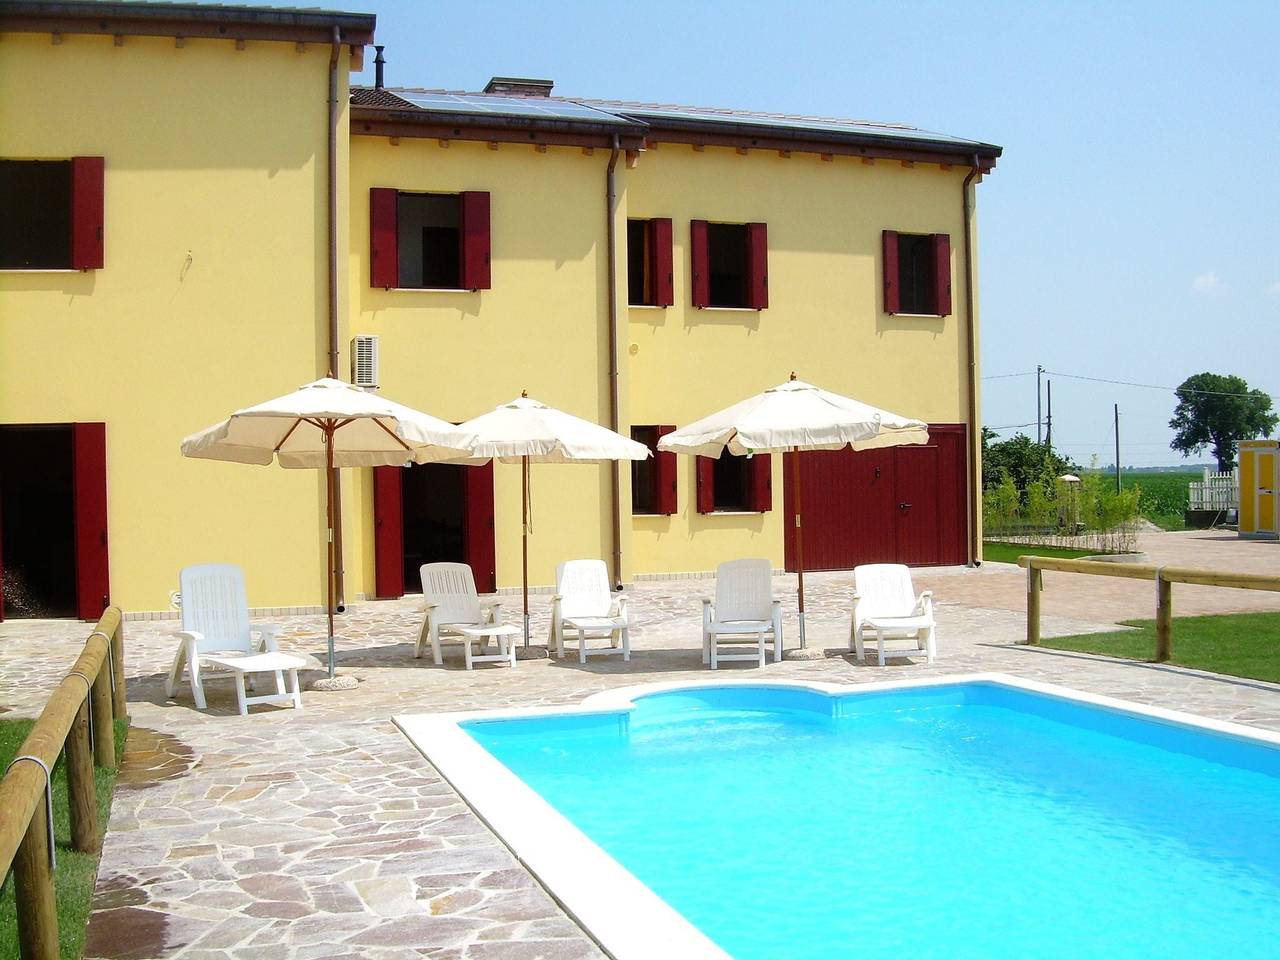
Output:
[463,463,496,593]
[784,447,896,572]
[373,466,404,599]
[72,422,109,621]
[893,445,941,565]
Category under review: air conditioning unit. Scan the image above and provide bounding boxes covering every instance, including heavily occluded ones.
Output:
[351,335,379,389]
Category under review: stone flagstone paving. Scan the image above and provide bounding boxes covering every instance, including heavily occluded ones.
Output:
[1,531,1278,959]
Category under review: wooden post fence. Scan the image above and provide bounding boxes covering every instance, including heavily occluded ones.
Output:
[0,607,127,960]
[1016,557,1280,663]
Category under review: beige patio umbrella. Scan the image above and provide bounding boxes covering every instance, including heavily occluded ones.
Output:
[445,392,650,646]
[181,377,476,681]
[658,374,928,648]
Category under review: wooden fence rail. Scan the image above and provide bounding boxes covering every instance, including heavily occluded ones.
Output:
[0,607,127,960]
[1017,557,1280,662]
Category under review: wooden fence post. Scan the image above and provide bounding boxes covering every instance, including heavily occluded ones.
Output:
[65,696,99,853]
[1155,570,1172,662]
[110,617,128,719]
[13,798,59,960]
[90,665,116,769]
[1026,561,1042,645]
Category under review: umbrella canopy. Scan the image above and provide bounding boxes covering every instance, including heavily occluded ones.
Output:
[183,377,473,468]
[182,378,475,679]
[441,394,650,464]
[658,375,928,650]
[449,393,649,645]
[655,377,929,457]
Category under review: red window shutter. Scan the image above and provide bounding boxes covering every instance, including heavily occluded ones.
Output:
[460,190,492,290]
[746,222,768,309]
[373,466,404,599]
[650,218,674,307]
[73,422,110,620]
[690,219,710,308]
[882,230,900,315]
[369,188,399,289]
[931,233,952,316]
[748,453,772,512]
[70,157,105,271]
[655,424,678,515]
[463,462,496,592]
[696,455,716,513]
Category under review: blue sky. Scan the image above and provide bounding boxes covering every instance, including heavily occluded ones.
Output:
[348,0,1279,466]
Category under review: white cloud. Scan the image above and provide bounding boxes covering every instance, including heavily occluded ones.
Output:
[1269,281,1280,296]
[1191,272,1220,294]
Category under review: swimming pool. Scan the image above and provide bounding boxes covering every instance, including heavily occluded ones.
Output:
[396,675,1280,959]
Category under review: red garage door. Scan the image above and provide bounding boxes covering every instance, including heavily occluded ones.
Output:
[783,424,967,570]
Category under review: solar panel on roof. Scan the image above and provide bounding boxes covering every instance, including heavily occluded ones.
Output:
[396,92,638,126]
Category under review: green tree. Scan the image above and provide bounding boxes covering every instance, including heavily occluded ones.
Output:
[1168,372,1278,471]
[981,430,1077,491]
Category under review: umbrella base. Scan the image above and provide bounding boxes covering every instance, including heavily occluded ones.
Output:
[514,645,549,661]
[309,674,359,691]
[783,647,827,661]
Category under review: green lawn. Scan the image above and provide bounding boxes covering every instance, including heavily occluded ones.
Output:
[0,715,128,960]
[1038,611,1280,683]
[982,541,1098,564]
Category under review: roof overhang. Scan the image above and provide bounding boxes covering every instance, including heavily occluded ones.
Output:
[0,1,376,49]
[351,106,648,152]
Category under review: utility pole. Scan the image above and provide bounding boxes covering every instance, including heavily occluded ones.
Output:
[1114,403,1121,493]
[1036,365,1044,444]
[1045,380,1052,450]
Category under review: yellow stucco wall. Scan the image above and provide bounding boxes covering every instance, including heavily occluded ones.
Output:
[0,31,349,612]
[345,137,620,598]
[622,146,975,575]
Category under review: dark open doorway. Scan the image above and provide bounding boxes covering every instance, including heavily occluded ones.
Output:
[0,425,78,618]
[402,463,466,593]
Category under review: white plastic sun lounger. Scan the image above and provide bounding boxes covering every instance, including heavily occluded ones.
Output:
[165,564,305,716]
[550,559,631,663]
[850,563,936,665]
[416,562,513,668]
[702,558,783,669]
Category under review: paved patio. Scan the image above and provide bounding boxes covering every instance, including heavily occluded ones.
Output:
[1,530,1278,959]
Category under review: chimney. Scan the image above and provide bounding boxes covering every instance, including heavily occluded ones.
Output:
[482,76,554,97]
[373,45,386,90]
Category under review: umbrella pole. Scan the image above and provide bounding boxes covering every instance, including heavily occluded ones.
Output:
[792,446,807,648]
[521,454,530,646]
[325,423,337,678]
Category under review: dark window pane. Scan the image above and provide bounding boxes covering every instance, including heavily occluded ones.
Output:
[631,425,659,513]
[897,233,937,314]
[708,223,748,308]
[0,160,72,270]
[398,193,461,288]
[712,450,750,510]
[627,219,649,305]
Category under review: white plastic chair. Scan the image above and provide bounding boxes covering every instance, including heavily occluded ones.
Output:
[165,564,305,716]
[550,560,630,663]
[416,562,514,669]
[702,558,783,669]
[850,564,936,665]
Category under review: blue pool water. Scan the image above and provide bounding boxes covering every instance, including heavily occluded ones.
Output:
[462,683,1280,959]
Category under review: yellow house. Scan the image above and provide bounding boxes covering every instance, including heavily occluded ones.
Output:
[0,1,1001,621]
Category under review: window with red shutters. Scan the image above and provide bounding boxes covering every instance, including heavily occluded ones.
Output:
[691,221,766,309]
[884,230,951,316]
[695,451,771,513]
[628,218,675,307]
[0,157,103,271]
[631,425,677,514]
[370,189,491,290]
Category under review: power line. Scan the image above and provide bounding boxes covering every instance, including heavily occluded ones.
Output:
[981,371,1036,381]
[1044,370,1280,401]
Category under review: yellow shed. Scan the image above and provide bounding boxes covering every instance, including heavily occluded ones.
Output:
[1238,440,1279,539]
